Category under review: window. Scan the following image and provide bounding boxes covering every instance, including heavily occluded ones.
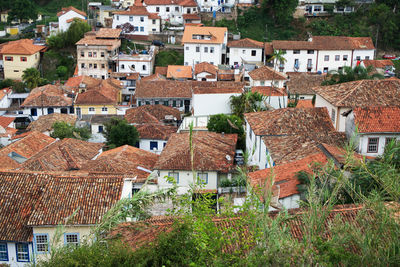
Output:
[294,59,299,69]
[335,55,340,61]
[210,47,214,53]
[116,15,119,20]
[5,56,12,61]
[34,234,49,253]
[251,50,256,56]
[314,5,322,11]
[356,56,361,61]
[168,172,179,184]
[172,100,177,107]
[260,81,265,86]
[331,108,336,124]
[365,56,370,60]
[197,172,208,184]
[121,64,125,69]
[152,19,156,24]
[101,64,105,69]
[145,100,150,105]
[64,233,79,246]
[386,137,395,146]
[89,107,95,112]
[166,7,170,12]
[142,65,146,70]
[156,7,160,12]
[324,67,328,73]
[16,243,29,262]
[150,141,158,151]
[94,64,97,69]
[307,59,312,67]
[140,17,144,22]
[204,47,208,53]
[210,61,214,65]
[101,107,108,112]
[307,50,314,54]
[134,26,138,31]
[242,49,246,54]
[163,100,169,106]
[88,52,92,57]
[129,16,133,21]
[89,63,93,68]
[367,138,379,153]
[0,243,8,261]
[140,26,144,32]
[131,64,135,69]
[196,46,200,52]
[21,57,27,62]
[81,63,85,68]
[81,51,84,57]
[47,107,54,114]
[175,7,179,11]
[155,100,159,105]
[98,126,103,133]
[324,55,329,61]
[93,52,97,57]
[186,46,189,50]
[293,50,300,54]
[343,55,348,61]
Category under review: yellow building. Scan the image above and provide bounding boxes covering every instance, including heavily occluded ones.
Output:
[0,39,46,80]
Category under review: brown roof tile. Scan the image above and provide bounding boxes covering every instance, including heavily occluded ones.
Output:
[251,86,287,96]
[26,113,77,133]
[136,80,192,98]
[182,26,227,44]
[178,0,198,6]
[137,124,177,140]
[352,106,400,133]
[76,34,121,51]
[0,116,14,128]
[113,5,151,16]
[312,79,400,107]
[155,66,168,76]
[21,85,72,107]
[154,131,237,172]
[140,73,167,81]
[183,13,201,20]
[80,145,159,181]
[125,104,182,124]
[362,59,394,68]
[194,62,218,75]
[20,138,103,171]
[96,28,122,39]
[228,38,264,48]
[295,99,314,108]
[167,65,193,79]
[57,6,87,17]
[75,79,122,105]
[0,39,46,55]
[286,72,325,95]
[264,42,273,55]
[248,66,287,81]
[191,81,244,94]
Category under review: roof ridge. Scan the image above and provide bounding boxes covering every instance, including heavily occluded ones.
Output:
[335,80,364,106]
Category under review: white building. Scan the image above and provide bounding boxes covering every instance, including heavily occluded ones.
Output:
[113,46,156,77]
[267,36,375,73]
[227,38,264,67]
[194,62,218,81]
[248,66,287,87]
[182,26,228,67]
[345,107,400,157]
[196,0,235,13]
[57,6,87,32]
[313,79,400,132]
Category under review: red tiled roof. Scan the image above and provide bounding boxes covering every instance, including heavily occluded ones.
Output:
[362,59,394,68]
[182,26,227,44]
[295,99,314,108]
[249,152,328,199]
[125,104,182,124]
[194,62,218,75]
[21,85,72,107]
[0,116,14,128]
[0,39,46,55]
[140,73,167,81]
[136,124,177,140]
[75,79,122,105]
[264,42,273,55]
[272,36,375,50]
[191,81,244,94]
[248,66,287,81]
[0,87,11,100]
[57,6,87,17]
[352,107,400,133]
[228,38,264,48]
[155,66,168,76]
[287,72,325,95]
[113,6,150,16]
[96,28,122,38]
[21,138,103,172]
[312,79,400,107]
[179,0,198,6]
[183,13,201,20]
[251,86,287,96]
[136,80,192,98]
[144,0,180,5]
[154,131,237,172]
[26,113,77,133]
[167,65,193,79]
[80,145,159,181]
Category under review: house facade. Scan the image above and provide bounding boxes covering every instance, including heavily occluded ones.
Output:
[248,66,287,87]
[227,38,264,67]
[196,0,235,13]
[112,46,156,77]
[57,6,87,32]
[182,26,228,67]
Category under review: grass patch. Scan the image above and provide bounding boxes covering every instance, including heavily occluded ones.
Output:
[155,50,184,67]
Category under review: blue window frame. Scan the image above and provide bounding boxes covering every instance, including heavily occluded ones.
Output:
[98,125,103,133]
[64,233,80,246]
[134,26,138,31]
[150,141,158,151]
[47,107,54,114]
[16,243,29,262]
[140,26,144,32]
[34,233,49,254]
[0,243,8,261]
[168,172,179,184]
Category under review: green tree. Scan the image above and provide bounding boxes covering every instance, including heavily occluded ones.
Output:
[230,91,268,119]
[104,118,139,149]
[368,3,399,49]
[0,79,14,89]
[65,19,91,46]
[0,0,11,12]
[322,65,384,85]
[8,0,38,23]
[22,68,41,90]
[56,66,68,79]
[207,114,245,149]
[261,0,298,25]
[51,121,91,141]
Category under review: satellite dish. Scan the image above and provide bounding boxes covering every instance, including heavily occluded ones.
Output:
[226,155,231,161]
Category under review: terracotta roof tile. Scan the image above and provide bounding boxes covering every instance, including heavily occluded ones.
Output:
[362,59,394,68]
[191,81,244,94]
[0,131,55,170]
[286,72,325,95]
[57,6,87,17]
[352,106,400,133]
[136,80,192,98]
[295,99,314,108]
[251,86,287,96]
[272,36,375,50]
[140,73,167,81]
[76,34,121,51]
[182,26,227,44]
[66,17,86,23]
[21,138,103,171]
[113,5,151,16]
[248,66,287,81]
[178,0,198,6]
[96,28,122,38]
[80,145,159,181]
[21,84,72,107]
[167,65,193,79]
[0,87,11,100]
[26,113,77,133]
[125,104,182,124]
[183,13,201,20]
[155,66,168,76]
[264,42,273,55]
[0,39,46,55]
[228,38,264,48]
[194,62,218,75]
[75,79,122,105]
[312,79,400,107]
[154,131,237,172]
[0,116,14,128]
[136,124,177,140]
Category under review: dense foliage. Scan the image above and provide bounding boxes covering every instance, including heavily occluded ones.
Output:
[207,113,245,150]
[7,0,38,23]
[322,65,384,85]
[103,117,139,149]
[230,91,269,120]
[47,19,91,49]
[50,121,91,140]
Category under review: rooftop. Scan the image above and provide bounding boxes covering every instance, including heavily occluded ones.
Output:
[362,59,394,68]
[21,84,72,107]
[135,80,193,99]
[113,5,151,16]
[251,86,287,96]
[248,66,287,81]
[76,32,121,51]
[125,104,182,124]
[228,38,264,48]
[57,6,87,17]
[26,113,77,133]
[182,26,227,44]
[286,72,325,95]
[75,79,122,105]
[136,124,178,140]
[194,62,218,76]
[0,39,46,55]
[312,79,400,107]
[352,106,400,133]
[154,131,237,172]
[167,65,193,79]
[96,28,122,39]
[0,116,15,128]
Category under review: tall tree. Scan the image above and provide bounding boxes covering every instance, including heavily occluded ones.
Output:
[104,118,139,149]
[8,0,38,23]
[261,0,298,25]
[230,91,268,119]
[65,19,91,46]
[269,50,287,107]
[22,68,41,90]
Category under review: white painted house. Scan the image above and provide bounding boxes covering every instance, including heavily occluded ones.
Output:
[268,36,375,73]
[57,6,87,32]
[345,107,400,157]
[112,45,156,77]
[194,62,218,81]
[196,0,235,13]
[248,66,287,87]
[182,26,228,68]
[143,0,193,26]
[313,79,400,132]
[227,38,264,67]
